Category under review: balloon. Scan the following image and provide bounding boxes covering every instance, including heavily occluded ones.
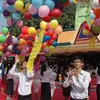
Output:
[0,46,3,51]
[27,40,32,44]
[21,49,27,54]
[16,20,23,28]
[17,45,23,50]
[40,21,47,29]
[64,1,70,7]
[52,41,58,47]
[14,0,24,10]
[16,50,21,55]
[19,34,23,38]
[32,0,43,8]
[94,8,100,19]
[44,31,49,35]
[33,13,39,19]
[42,15,51,22]
[51,34,57,40]
[91,24,100,33]
[3,2,7,9]
[50,20,58,28]
[25,3,30,10]
[84,24,90,30]
[23,35,29,40]
[44,0,55,10]
[48,40,53,46]
[0,35,6,43]
[0,51,3,56]
[28,27,36,35]
[55,2,64,11]
[24,12,32,19]
[91,13,95,19]
[12,12,21,21]
[50,8,62,18]
[94,18,100,26]
[12,38,18,43]
[83,30,89,35]
[21,26,28,34]
[7,45,13,50]
[7,0,15,5]
[7,5,15,12]
[92,0,100,9]
[28,4,37,15]
[19,38,24,45]
[2,27,8,35]
[55,25,63,35]
[59,0,68,3]
[38,5,50,17]
[43,36,50,42]
[46,23,50,29]
[3,10,10,17]
[48,30,54,36]
[0,7,4,13]
[7,18,12,26]
[44,49,49,53]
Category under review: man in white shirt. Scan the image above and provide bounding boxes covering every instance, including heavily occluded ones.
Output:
[63,56,91,100]
[9,55,34,100]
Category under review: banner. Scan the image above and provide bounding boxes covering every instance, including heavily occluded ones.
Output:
[75,0,92,30]
[27,30,44,73]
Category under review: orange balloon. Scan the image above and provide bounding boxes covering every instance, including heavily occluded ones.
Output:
[17,45,23,50]
[0,46,3,51]
[94,8,100,19]
[22,40,27,45]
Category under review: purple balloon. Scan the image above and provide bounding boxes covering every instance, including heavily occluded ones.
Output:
[7,0,15,5]
[55,2,64,11]
[3,10,10,17]
[44,49,49,54]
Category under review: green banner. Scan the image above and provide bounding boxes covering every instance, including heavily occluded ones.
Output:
[75,0,92,30]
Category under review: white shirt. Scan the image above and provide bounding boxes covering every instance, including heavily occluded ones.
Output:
[63,70,91,99]
[9,64,34,96]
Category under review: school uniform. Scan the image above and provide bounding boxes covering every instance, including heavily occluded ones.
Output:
[63,70,91,100]
[38,68,53,100]
[9,63,34,100]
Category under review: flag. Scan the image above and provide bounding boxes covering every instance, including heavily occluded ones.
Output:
[75,0,92,31]
[27,30,44,73]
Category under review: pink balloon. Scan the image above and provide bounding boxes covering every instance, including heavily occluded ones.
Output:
[46,23,50,29]
[21,49,27,54]
[5,51,10,56]
[7,18,12,26]
[94,18,100,26]
[28,4,37,15]
[16,20,23,28]
[55,25,63,35]
[38,5,50,17]
[3,2,7,9]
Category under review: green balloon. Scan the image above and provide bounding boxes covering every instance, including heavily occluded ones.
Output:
[59,0,68,3]
[91,25,100,33]
[0,35,6,43]
[0,51,3,56]
[2,27,8,35]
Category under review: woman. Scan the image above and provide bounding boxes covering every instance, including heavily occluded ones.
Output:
[96,64,100,100]
[39,60,52,100]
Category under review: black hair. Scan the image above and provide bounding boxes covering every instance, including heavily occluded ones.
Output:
[40,62,47,76]
[72,56,84,63]
[97,65,100,76]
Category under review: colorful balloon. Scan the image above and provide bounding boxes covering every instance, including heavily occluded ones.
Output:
[40,21,47,29]
[7,5,15,12]
[50,20,58,28]
[16,20,23,28]
[32,0,43,8]
[7,18,12,26]
[42,15,51,22]
[38,5,50,17]
[3,10,10,17]
[55,25,63,35]
[24,12,32,19]
[7,0,15,5]
[21,26,29,35]
[28,4,37,15]
[55,2,64,11]
[0,35,6,43]
[28,27,36,35]
[12,12,21,21]
[2,27,8,35]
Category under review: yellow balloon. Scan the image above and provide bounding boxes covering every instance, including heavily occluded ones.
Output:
[50,20,58,29]
[25,3,30,10]
[19,39,24,44]
[40,21,47,29]
[28,27,36,36]
[73,0,77,3]
[14,0,24,10]
[83,30,89,35]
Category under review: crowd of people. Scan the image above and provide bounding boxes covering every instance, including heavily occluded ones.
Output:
[0,55,100,100]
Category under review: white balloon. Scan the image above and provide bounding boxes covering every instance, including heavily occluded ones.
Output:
[92,0,100,9]
[12,38,18,43]
[7,45,13,50]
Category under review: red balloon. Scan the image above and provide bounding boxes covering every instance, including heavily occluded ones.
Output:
[27,40,32,44]
[94,8,100,19]
[48,30,54,36]
[41,44,45,49]
[51,34,57,40]
[23,34,29,40]
[4,43,8,48]
[50,8,62,18]
[42,15,51,22]
[24,12,32,19]
[48,40,53,46]
[44,31,49,35]
[21,26,28,35]
[19,34,23,38]
[64,1,70,7]
[84,24,89,30]
[32,35,36,40]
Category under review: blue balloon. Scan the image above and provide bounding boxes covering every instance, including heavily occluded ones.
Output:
[43,36,50,42]
[52,41,58,47]
[16,50,21,55]
[44,0,55,10]
[7,5,15,12]
[0,7,4,14]
[12,12,21,21]
[32,0,43,8]
[91,13,95,19]
[52,0,58,3]
[33,13,39,19]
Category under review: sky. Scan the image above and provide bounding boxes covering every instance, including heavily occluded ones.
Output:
[0,0,7,31]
